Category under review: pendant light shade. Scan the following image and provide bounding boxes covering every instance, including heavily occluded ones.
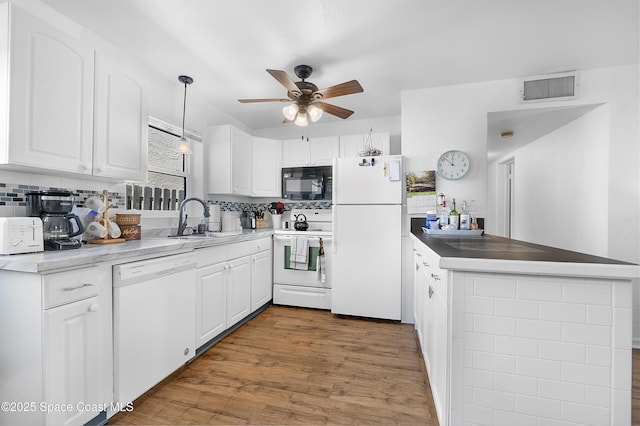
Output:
[176,75,194,154]
[282,103,299,121]
[294,111,308,127]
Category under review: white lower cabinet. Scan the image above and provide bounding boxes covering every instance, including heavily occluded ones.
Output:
[196,238,272,349]
[0,265,112,426]
[413,242,448,426]
[251,237,273,312]
[225,256,251,327]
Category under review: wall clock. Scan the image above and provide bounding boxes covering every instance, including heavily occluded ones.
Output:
[437,150,470,180]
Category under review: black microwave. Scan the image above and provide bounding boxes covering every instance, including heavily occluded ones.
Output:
[282,166,332,201]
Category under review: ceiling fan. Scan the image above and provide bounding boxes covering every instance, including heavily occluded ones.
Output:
[238,65,363,126]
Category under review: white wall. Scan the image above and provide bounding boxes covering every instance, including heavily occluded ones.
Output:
[401,65,639,265]
[489,105,610,257]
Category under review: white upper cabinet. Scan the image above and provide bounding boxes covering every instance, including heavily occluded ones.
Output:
[251,137,281,197]
[93,51,148,181]
[282,136,339,167]
[1,3,94,174]
[339,132,390,157]
[206,124,252,195]
[0,3,148,180]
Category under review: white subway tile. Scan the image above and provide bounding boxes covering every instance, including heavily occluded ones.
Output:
[612,307,632,349]
[539,302,586,323]
[464,367,494,390]
[517,279,562,302]
[585,385,611,408]
[516,357,561,380]
[465,295,495,315]
[495,299,538,319]
[538,379,585,403]
[586,345,611,367]
[612,348,632,390]
[452,338,464,372]
[463,404,493,426]
[495,336,538,357]
[586,305,612,326]
[563,281,611,305]
[494,373,538,396]
[464,332,495,353]
[517,319,562,341]
[538,341,586,363]
[464,313,474,331]
[562,323,611,346]
[612,279,631,308]
[562,363,610,387]
[474,352,516,374]
[473,388,515,411]
[464,349,473,368]
[464,385,473,405]
[493,410,537,426]
[515,395,561,419]
[561,402,610,426]
[474,276,516,298]
[474,315,516,336]
[611,388,631,426]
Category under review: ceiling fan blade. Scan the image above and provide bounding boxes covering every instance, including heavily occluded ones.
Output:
[266,69,301,97]
[316,102,354,119]
[238,98,291,103]
[314,80,363,100]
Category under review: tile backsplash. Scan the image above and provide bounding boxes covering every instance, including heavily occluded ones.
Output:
[0,182,125,216]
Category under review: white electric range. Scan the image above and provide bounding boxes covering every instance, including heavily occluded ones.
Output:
[273,208,333,310]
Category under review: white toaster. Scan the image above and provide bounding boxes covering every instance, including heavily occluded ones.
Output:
[0,217,44,255]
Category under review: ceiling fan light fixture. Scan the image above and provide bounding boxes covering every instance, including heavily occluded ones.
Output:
[308,104,323,122]
[294,112,308,127]
[175,75,194,154]
[282,103,299,121]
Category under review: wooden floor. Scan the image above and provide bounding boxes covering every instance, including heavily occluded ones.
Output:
[108,305,439,425]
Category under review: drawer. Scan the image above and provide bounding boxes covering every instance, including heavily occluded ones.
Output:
[43,267,100,309]
[195,245,227,268]
[251,237,272,253]
[227,241,251,260]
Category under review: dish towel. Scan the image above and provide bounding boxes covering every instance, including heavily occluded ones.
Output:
[317,251,326,283]
[290,237,309,270]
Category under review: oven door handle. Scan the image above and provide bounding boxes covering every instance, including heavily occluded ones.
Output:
[274,235,332,243]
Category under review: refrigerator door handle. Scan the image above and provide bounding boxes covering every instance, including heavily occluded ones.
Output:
[332,206,337,254]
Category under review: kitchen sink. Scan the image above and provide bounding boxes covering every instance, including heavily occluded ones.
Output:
[168,231,244,239]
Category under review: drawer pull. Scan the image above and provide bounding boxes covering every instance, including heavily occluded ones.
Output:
[431,273,440,281]
[428,286,434,299]
[63,283,95,292]
[88,303,99,312]
[423,261,429,267]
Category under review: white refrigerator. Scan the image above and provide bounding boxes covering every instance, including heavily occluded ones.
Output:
[331,155,403,320]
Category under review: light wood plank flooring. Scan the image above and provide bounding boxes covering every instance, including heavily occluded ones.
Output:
[108,305,438,425]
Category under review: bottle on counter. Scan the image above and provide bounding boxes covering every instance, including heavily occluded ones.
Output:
[449,198,459,229]
[471,217,479,230]
[439,198,448,228]
[460,200,470,230]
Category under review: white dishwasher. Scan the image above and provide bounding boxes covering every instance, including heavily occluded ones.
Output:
[113,252,196,404]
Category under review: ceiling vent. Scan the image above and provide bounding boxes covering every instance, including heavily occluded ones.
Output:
[520,72,579,103]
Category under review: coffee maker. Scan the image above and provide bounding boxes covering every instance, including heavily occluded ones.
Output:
[26,191,84,250]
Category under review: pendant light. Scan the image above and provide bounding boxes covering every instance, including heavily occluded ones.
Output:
[175,75,194,154]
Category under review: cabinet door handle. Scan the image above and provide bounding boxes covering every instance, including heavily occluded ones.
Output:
[415,252,422,257]
[88,303,99,312]
[428,286,434,299]
[423,261,429,267]
[63,283,95,292]
[431,273,440,281]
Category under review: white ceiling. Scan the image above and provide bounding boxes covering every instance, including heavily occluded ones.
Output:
[41,0,638,132]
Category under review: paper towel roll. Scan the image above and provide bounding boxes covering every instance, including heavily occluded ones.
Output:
[209,204,221,222]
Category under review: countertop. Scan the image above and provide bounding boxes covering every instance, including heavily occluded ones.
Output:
[0,229,274,273]
[410,219,638,279]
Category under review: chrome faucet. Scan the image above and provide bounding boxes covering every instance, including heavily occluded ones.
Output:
[175,197,210,236]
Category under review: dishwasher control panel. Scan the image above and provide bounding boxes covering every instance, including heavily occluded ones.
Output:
[113,252,196,285]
